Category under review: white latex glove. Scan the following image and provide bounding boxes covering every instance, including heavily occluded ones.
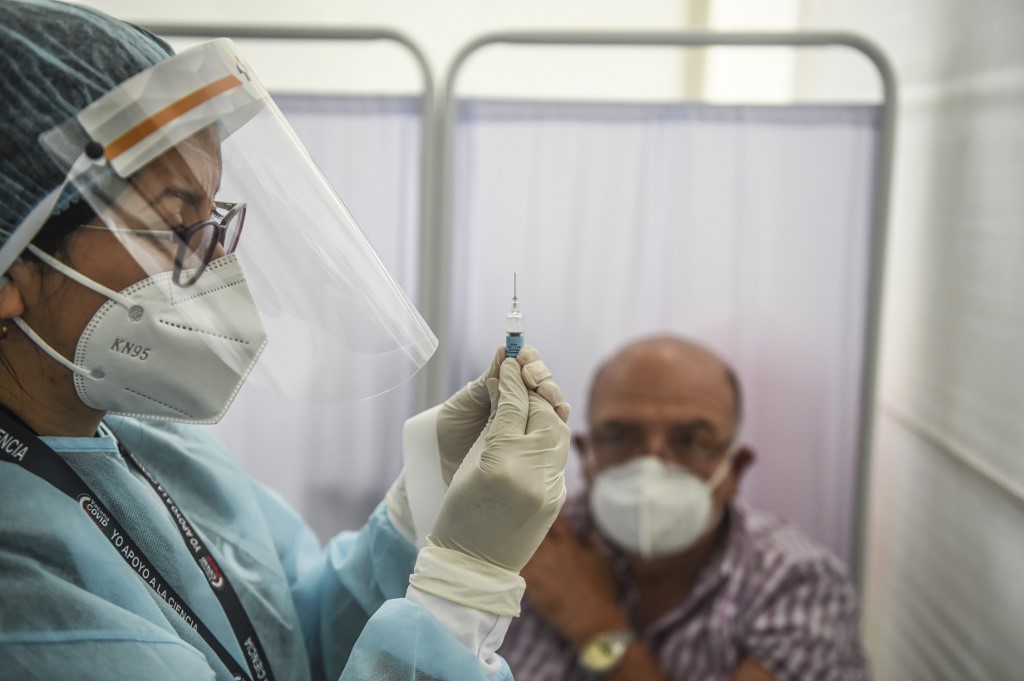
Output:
[436,346,504,485]
[517,345,572,424]
[393,345,570,548]
[432,357,570,570]
[410,357,570,615]
[388,347,502,542]
[437,345,570,485]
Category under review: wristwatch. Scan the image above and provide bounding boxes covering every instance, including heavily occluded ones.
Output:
[578,629,635,676]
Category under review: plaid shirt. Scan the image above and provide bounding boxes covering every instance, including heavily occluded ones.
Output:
[500,493,871,681]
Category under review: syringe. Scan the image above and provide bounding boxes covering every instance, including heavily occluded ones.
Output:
[505,273,524,358]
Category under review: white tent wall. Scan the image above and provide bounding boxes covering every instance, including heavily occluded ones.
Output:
[796,1,1024,680]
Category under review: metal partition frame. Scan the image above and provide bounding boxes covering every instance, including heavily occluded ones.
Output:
[432,31,897,587]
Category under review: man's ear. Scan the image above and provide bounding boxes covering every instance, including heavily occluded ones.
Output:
[0,274,26,320]
[722,446,755,502]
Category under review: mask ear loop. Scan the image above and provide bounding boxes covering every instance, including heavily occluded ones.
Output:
[11,244,141,382]
[11,316,99,380]
[2,145,117,382]
[707,419,744,491]
[24,244,137,311]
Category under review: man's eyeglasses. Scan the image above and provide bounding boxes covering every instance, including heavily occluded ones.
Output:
[587,425,736,471]
[80,201,246,287]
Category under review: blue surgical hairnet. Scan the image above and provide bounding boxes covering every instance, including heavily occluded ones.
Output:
[0,0,173,241]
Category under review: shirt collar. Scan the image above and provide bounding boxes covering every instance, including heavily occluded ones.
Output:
[569,493,748,636]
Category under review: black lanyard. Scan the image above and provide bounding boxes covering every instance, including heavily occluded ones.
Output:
[0,408,275,681]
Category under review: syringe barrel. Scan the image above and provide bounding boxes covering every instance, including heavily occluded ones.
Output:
[505,311,524,358]
[506,333,524,358]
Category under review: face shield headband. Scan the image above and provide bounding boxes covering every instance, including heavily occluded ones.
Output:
[2,38,437,404]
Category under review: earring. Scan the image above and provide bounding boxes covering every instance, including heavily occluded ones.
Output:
[0,323,8,340]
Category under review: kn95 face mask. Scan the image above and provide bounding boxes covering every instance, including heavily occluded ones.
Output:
[15,245,267,424]
[589,453,735,559]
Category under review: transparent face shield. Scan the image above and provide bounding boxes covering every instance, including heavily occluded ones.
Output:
[24,39,436,404]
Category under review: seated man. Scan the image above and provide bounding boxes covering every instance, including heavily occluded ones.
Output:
[499,335,870,680]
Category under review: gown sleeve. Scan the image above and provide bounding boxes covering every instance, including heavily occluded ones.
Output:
[248,482,514,681]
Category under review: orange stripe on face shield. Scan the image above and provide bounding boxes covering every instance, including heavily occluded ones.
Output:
[104,74,244,161]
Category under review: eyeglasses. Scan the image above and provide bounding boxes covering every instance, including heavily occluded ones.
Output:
[80,201,246,287]
[587,425,736,471]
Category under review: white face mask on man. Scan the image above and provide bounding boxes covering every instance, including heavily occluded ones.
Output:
[14,245,267,424]
[589,450,737,559]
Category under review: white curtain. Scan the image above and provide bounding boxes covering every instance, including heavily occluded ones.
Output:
[207,94,424,540]
[445,100,880,564]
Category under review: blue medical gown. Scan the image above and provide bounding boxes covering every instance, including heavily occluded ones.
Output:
[0,416,512,681]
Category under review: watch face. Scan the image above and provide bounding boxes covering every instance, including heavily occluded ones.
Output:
[580,631,632,673]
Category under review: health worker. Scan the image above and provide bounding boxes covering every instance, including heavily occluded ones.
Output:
[0,2,571,680]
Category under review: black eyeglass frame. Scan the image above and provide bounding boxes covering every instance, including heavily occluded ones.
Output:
[78,201,246,287]
[171,201,246,287]
[584,424,739,474]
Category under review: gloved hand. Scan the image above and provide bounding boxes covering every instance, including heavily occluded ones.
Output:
[432,356,569,571]
[410,357,570,615]
[437,345,570,485]
[517,345,572,424]
[391,345,570,550]
[435,346,504,485]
